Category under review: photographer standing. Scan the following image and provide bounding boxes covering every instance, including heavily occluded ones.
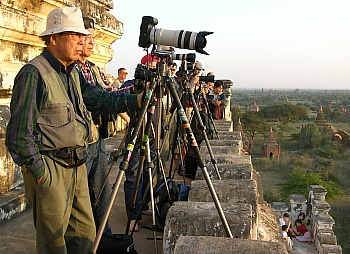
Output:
[185,61,204,119]
[5,7,142,253]
[207,80,228,120]
[76,17,116,235]
[113,67,128,89]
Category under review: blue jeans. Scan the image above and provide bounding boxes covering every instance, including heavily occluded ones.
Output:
[86,137,112,234]
[124,139,152,220]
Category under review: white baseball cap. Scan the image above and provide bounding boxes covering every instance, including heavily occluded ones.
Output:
[40,7,90,37]
[195,61,204,70]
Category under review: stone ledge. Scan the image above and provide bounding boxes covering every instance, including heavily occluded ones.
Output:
[189,179,257,207]
[164,202,252,254]
[0,186,29,223]
[195,162,253,180]
[319,244,342,254]
[205,153,252,164]
[173,236,288,254]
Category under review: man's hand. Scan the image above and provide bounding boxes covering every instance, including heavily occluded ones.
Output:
[36,176,43,186]
[213,100,221,106]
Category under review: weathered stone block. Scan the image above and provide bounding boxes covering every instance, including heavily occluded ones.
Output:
[200,141,242,156]
[217,130,235,136]
[189,179,257,206]
[312,199,331,216]
[257,204,283,242]
[173,236,288,254]
[0,191,28,222]
[315,230,337,251]
[196,162,253,180]
[189,179,258,239]
[212,131,242,141]
[204,153,251,165]
[213,124,232,132]
[319,244,342,254]
[271,202,289,218]
[163,202,252,254]
[313,214,335,239]
[289,194,307,220]
[207,139,241,147]
[213,123,232,129]
[308,185,327,202]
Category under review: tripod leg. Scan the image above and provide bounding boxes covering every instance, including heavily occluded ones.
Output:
[90,80,157,253]
[146,140,159,254]
[92,130,128,209]
[188,90,221,180]
[200,93,220,139]
[167,79,233,238]
[90,167,127,253]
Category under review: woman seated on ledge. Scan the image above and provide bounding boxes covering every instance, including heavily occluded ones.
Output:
[293,219,314,243]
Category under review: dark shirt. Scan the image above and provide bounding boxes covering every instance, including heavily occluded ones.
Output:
[206,91,228,108]
[6,48,138,179]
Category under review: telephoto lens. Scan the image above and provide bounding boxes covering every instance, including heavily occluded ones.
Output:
[172,53,196,62]
[138,16,213,55]
[149,29,213,55]
[199,75,215,83]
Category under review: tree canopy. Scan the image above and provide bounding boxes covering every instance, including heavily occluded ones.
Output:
[259,103,308,123]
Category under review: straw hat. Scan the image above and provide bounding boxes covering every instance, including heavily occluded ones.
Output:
[40,7,90,37]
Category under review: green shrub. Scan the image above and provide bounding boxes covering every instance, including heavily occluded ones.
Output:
[279,170,343,202]
[263,189,283,203]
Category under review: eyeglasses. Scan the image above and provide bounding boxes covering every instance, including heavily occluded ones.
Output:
[85,35,95,42]
[170,69,176,71]
[63,32,88,41]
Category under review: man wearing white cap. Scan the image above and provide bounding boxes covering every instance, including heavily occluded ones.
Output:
[5,7,142,253]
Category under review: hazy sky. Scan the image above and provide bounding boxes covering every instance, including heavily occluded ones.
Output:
[106,0,350,90]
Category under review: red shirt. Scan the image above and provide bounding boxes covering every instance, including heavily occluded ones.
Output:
[297,224,308,234]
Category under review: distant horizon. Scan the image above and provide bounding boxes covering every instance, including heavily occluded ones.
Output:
[232,86,350,91]
[107,0,350,90]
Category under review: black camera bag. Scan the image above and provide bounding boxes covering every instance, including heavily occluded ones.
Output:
[97,233,137,254]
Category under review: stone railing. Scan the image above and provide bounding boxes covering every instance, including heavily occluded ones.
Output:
[272,186,342,253]
[163,120,289,254]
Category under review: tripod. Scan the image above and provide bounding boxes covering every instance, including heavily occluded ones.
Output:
[199,90,220,139]
[90,61,233,254]
[167,72,221,180]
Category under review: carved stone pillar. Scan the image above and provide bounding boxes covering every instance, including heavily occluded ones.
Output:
[0,0,123,193]
[0,0,123,90]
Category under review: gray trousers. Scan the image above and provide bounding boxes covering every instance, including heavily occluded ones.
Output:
[22,155,96,254]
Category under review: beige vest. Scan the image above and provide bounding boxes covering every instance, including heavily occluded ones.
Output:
[29,55,94,150]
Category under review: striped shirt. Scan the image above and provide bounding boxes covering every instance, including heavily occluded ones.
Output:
[76,59,115,91]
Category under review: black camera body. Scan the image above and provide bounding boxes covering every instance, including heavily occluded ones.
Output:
[135,63,157,79]
[139,16,158,49]
[133,64,158,92]
[199,75,215,83]
[134,64,156,81]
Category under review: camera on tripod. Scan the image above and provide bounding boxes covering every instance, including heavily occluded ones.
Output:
[199,75,215,83]
[138,16,213,55]
[134,63,156,81]
[133,63,157,91]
